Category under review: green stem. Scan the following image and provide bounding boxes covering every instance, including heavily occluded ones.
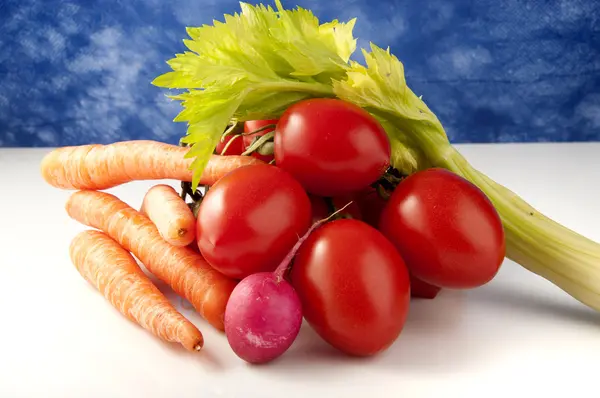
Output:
[254,81,335,97]
[242,130,275,156]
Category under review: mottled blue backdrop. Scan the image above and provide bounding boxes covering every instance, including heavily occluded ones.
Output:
[1,0,599,147]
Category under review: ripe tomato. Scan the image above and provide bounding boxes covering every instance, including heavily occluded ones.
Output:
[379,168,505,289]
[243,119,278,163]
[215,135,245,156]
[290,219,410,357]
[409,274,441,299]
[196,164,312,280]
[354,187,387,228]
[274,99,391,197]
[308,195,330,223]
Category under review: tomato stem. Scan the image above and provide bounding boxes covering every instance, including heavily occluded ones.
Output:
[187,200,202,218]
[242,130,275,156]
[374,183,391,200]
[220,121,241,140]
[273,203,353,280]
[218,134,244,155]
[242,123,277,137]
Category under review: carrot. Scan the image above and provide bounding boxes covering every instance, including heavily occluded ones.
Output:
[69,230,204,351]
[140,184,196,247]
[65,190,237,331]
[41,140,263,190]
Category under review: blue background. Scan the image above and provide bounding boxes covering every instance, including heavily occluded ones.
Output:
[1,0,599,147]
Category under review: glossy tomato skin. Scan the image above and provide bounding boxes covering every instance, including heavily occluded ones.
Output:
[410,274,441,299]
[243,119,278,163]
[274,99,391,197]
[215,135,245,156]
[354,187,387,228]
[379,168,505,289]
[291,219,410,357]
[197,164,312,280]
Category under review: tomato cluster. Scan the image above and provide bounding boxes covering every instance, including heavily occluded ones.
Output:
[200,98,506,360]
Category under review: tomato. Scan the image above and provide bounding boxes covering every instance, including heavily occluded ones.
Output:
[243,119,278,163]
[196,164,312,280]
[410,274,441,299]
[290,219,410,357]
[309,195,330,223]
[215,135,245,156]
[354,187,387,228]
[309,195,362,223]
[274,98,391,197]
[379,168,505,289]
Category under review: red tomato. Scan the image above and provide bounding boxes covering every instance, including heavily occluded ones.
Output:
[379,168,505,289]
[243,119,278,163]
[309,195,330,223]
[215,135,245,156]
[291,219,410,357]
[274,99,391,197]
[354,187,387,228]
[410,275,441,299]
[196,164,312,280]
[309,195,362,223]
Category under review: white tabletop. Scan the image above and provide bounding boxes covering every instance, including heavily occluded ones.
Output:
[1,143,600,398]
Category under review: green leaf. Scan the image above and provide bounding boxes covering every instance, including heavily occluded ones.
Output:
[151,71,202,89]
[332,43,449,172]
[153,0,356,189]
[375,117,427,175]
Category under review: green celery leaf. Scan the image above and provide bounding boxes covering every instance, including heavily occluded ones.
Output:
[152,0,356,189]
[332,43,449,173]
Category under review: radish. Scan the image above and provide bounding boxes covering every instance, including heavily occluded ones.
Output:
[224,272,302,364]
[224,205,352,364]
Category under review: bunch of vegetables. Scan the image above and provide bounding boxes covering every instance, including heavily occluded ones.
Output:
[41,0,600,364]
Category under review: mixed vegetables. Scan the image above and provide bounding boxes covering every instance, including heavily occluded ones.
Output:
[40,1,600,364]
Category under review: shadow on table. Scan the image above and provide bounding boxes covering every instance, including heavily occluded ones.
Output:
[265,290,486,377]
[263,283,600,376]
[475,283,600,327]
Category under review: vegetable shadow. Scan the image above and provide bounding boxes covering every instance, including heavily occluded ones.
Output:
[139,263,227,371]
[265,290,477,377]
[475,284,600,327]
[373,290,483,372]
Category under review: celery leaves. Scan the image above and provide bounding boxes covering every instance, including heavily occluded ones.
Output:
[153,0,356,187]
[332,44,450,173]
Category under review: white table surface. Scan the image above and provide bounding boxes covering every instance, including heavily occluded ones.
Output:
[1,143,600,398]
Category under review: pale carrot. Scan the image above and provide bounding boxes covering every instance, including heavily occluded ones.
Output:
[65,190,237,331]
[69,230,204,351]
[140,184,196,247]
[41,140,263,190]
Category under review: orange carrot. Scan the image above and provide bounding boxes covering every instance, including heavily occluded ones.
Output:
[65,190,237,331]
[69,230,204,351]
[140,184,196,247]
[41,140,263,190]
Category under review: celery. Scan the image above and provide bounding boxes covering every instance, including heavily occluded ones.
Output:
[154,0,600,310]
